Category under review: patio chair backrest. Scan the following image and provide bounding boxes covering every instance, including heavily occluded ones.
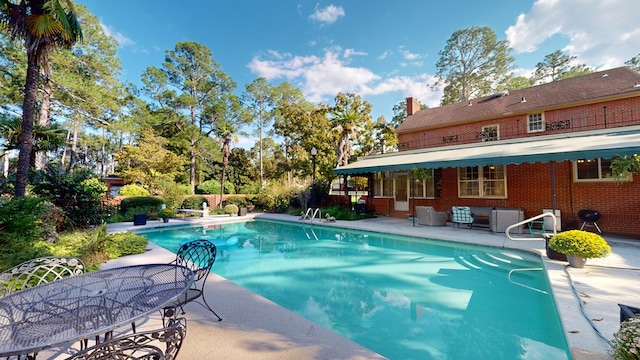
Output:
[451,206,474,224]
[174,239,217,283]
[66,317,187,360]
[0,256,85,296]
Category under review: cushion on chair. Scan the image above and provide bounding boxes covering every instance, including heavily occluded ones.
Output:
[451,206,474,226]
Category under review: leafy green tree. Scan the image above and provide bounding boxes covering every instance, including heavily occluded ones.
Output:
[0,34,26,108]
[249,137,286,183]
[434,26,514,105]
[272,83,330,185]
[626,54,640,72]
[119,184,150,196]
[228,148,256,193]
[0,196,48,266]
[196,179,234,194]
[504,75,535,90]
[329,92,372,167]
[142,41,236,193]
[0,0,83,196]
[50,3,123,174]
[242,77,277,186]
[31,166,107,229]
[115,129,187,195]
[533,50,594,83]
[371,115,396,154]
[207,92,249,205]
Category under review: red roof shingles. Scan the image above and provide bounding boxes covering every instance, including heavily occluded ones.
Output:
[397,66,640,133]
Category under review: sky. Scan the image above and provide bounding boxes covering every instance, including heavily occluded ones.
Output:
[76,0,640,148]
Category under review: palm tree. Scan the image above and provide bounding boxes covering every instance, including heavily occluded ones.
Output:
[0,0,82,196]
[0,115,67,166]
[329,110,360,167]
[218,123,238,207]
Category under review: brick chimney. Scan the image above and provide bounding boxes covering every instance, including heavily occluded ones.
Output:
[406,97,420,115]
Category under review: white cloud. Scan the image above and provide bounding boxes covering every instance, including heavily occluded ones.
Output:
[377,50,392,60]
[397,47,424,67]
[506,0,640,68]
[344,48,367,58]
[247,49,442,108]
[99,22,135,47]
[400,48,420,61]
[248,49,378,102]
[309,4,345,24]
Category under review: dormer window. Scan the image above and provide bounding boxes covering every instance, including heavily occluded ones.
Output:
[527,113,545,133]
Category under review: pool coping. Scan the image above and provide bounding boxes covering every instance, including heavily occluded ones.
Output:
[106,213,640,359]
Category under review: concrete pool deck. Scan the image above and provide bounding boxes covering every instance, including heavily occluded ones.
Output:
[102,213,640,359]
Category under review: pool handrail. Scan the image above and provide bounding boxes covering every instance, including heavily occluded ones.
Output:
[506,212,557,241]
[301,208,322,223]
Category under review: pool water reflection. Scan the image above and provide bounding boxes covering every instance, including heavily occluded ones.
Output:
[141,219,571,360]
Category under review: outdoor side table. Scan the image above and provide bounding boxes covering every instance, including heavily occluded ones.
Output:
[0,263,194,358]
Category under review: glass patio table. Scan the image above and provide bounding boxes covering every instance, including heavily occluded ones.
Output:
[0,263,194,358]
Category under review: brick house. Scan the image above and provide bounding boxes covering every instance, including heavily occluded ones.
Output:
[335,66,640,237]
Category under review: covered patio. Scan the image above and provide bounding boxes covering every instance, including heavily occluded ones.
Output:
[334,126,640,235]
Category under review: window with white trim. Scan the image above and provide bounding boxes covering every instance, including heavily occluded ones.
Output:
[573,158,623,182]
[374,171,394,196]
[410,169,436,198]
[527,113,544,133]
[458,165,507,198]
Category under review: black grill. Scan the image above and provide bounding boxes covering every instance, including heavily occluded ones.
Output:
[578,209,602,233]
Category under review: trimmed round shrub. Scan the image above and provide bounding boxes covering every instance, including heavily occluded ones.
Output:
[182,196,208,209]
[119,196,164,215]
[226,195,246,207]
[119,184,149,196]
[223,204,239,215]
[196,179,235,194]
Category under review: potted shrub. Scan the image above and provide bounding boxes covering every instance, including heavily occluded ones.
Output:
[223,204,239,216]
[158,208,174,223]
[547,230,611,267]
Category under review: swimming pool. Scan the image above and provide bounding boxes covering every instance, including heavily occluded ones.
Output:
[141,219,571,360]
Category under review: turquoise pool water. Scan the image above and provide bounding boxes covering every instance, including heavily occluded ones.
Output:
[141,219,571,360]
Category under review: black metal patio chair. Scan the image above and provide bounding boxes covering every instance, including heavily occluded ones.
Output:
[66,317,187,360]
[162,239,222,323]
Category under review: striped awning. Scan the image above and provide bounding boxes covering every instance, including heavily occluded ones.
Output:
[334,126,640,175]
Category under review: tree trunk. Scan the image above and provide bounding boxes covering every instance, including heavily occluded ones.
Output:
[100,127,106,177]
[15,54,40,197]
[35,65,53,170]
[259,115,264,187]
[67,124,78,174]
[59,130,71,173]
[190,141,196,194]
[219,139,230,208]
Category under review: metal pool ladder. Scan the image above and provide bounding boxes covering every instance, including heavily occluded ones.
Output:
[503,212,559,294]
[301,208,322,222]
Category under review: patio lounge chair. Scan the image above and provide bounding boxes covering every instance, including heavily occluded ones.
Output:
[0,256,85,296]
[416,206,448,226]
[67,317,187,360]
[162,239,222,323]
[451,206,474,228]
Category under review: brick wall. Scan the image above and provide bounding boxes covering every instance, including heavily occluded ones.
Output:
[371,162,640,237]
[398,97,640,151]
